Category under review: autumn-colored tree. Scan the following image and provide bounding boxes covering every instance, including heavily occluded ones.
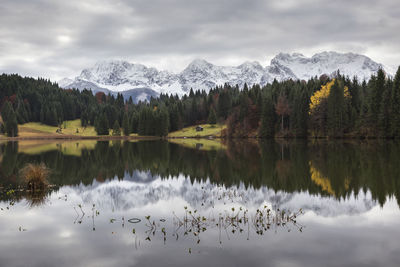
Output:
[309,79,350,136]
[95,92,106,104]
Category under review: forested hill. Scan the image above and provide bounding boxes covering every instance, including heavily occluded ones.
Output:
[1,66,400,138]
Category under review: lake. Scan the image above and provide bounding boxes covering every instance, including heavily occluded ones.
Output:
[1,139,400,267]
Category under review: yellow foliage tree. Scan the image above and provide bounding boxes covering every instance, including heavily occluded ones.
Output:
[309,79,350,114]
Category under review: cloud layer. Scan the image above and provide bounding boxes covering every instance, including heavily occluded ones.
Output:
[0,0,399,80]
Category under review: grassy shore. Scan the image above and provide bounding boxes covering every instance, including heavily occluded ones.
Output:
[0,120,227,141]
[0,121,228,153]
[0,119,144,140]
[168,124,226,138]
[19,119,97,137]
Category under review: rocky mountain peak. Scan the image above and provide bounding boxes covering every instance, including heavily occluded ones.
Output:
[60,51,391,102]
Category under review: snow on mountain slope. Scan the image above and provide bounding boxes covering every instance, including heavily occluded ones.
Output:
[179,59,266,92]
[59,52,390,101]
[271,52,385,81]
[58,77,74,88]
[78,59,178,91]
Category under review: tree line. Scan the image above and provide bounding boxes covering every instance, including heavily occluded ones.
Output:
[1,66,400,138]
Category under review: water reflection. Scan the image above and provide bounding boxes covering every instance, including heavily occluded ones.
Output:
[1,140,400,267]
[1,140,400,206]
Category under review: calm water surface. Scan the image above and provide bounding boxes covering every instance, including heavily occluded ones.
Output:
[0,140,400,267]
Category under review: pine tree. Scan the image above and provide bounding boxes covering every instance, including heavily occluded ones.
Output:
[95,112,109,135]
[81,111,88,127]
[391,67,400,138]
[112,120,121,136]
[208,108,217,125]
[158,107,169,137]
[327,79,345,137]
[168,104,182,132]
[217,90,231,119]
[138,108,146,136]
[122,112,130,136]
[379,83,392,137]
[259,95,275,138]
[368,69,386,133]
[239,93,249,122]
[130,111,139,133]
[292,90,309,137]
[350,76,361,114]
[1,102,18,137]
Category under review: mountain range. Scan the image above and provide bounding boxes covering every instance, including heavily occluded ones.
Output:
[59,51,388,102]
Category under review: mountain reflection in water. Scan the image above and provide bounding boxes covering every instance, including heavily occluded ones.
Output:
[0,140,400,267]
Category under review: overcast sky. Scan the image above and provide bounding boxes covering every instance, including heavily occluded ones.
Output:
[0,0,399,80]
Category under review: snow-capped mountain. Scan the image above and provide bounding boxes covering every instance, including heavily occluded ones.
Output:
[270,52,384,81]
[59,52,389,102]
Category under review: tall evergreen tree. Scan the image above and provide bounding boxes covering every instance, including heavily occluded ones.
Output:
[292,90,309,137]
[327,79,345,137]
[130,111,139,134]
[112,120,121,136]
[158,107,169,137]
[379,83,392,137]
[208,108,217,125]
[95,112,109,135]
[392,67,400,138]
[259,95,275,138]
[217,90,231,119]
[368,69,386,132]
[1,102,18,137]
[122,112,130,136]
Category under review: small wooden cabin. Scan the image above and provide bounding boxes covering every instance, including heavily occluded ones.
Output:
[196,126,203,132]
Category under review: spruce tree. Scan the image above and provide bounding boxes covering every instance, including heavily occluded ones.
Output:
[1,102,18,137]
[158,107,169,137]
[379,84,392,137]
[208,108,217,125]
[130,112,139,133]
[95,112,109,135]
[112,120,121,136]
[259,95,275,138]
[327,79,345,137]
[391,67,400,138]
[292,90,309,137]
[122,112,130,136]
[217,90,231,119]
[368,69,385,133]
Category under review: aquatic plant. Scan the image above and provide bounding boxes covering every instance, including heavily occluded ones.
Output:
[20,163,49,191]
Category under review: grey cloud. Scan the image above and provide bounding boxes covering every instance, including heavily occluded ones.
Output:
[0,0,399,80]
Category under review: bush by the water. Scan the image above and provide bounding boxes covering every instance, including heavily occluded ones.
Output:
[20,163,49,191]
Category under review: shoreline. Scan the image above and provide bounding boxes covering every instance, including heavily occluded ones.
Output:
[1,134,397,141]
[0,135,163,141]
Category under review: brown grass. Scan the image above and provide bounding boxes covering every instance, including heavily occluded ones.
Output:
[20,163,50,191]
